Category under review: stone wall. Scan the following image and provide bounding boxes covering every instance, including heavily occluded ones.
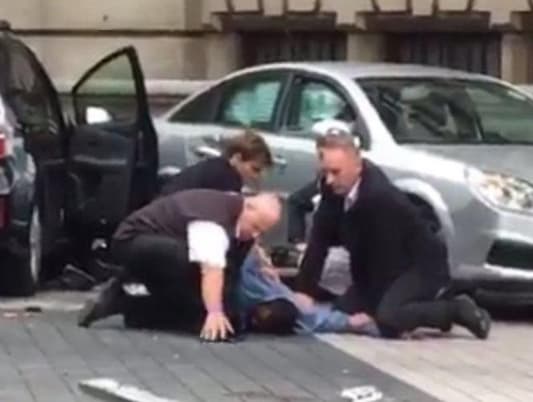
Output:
[1,0,533,82]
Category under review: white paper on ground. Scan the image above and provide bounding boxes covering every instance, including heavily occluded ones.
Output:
[341,385,383,402]
[79,378,179,402]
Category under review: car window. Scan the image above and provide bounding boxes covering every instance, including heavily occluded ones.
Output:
[287,79,356,132]
[168,90,214,123]
[358,77,533,145]
[465,86,533,143]
[0,38,61,137]
[217,74,284,130]
[74,52,137,124]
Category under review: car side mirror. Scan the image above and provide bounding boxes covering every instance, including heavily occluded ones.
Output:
[86,106,112,124]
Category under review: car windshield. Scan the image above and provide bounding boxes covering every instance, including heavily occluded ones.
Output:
[357,77,533,145]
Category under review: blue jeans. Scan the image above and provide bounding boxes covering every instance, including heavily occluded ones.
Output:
[238,253,351,334]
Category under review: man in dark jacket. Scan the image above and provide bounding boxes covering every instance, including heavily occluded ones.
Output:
[160,129,272,196]
[79,189,281,341]
[295,121,491,339]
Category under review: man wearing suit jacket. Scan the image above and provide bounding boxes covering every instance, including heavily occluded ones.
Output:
[295,120,491,339]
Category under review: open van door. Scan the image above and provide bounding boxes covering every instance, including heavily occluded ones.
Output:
[66,46,158,238]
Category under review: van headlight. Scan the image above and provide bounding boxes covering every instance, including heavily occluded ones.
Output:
[467,168,533,213]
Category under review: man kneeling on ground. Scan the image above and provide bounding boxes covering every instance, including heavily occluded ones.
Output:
[78,189,281,342]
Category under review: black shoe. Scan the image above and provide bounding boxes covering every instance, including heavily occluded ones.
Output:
[453,294,491,340]
[78,277,124,328]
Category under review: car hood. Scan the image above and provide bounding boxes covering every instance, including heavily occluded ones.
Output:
[407,144,533,183]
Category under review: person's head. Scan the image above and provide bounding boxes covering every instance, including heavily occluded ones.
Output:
[246,299,298,335]
[312,120,363,195]
[237,192,281,241]
[224,130,273,184]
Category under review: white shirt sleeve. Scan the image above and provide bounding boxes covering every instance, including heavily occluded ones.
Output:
[187,221,230,269]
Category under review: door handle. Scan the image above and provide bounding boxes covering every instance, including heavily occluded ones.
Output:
[201,133,223,146]
[273,155,287,167]
[193,145,221,158]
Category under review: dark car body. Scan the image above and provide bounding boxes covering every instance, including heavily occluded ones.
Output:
[0,28,158,295]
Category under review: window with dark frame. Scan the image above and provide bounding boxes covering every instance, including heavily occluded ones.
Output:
[216,73,286,131]
[385,33,502,77]
[240,31,347,67]
[286,78,356,133]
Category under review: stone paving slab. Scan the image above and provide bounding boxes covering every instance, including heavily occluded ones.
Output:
[0,309,437,402]
[320,320,533,402]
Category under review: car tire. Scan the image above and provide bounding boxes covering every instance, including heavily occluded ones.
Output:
[0,207,41,296]
[0,205,59,296]
[407,195,442,234]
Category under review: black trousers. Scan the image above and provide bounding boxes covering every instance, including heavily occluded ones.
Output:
[112,235,214,332]
[376,270,455,336]
[337,270,454,337]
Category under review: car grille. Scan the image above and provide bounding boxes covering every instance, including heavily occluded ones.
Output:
[487,240,533,271]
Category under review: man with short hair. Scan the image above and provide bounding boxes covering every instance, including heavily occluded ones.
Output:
[160,129,272,196]
[295,119,491,339]
[79,189,281,341]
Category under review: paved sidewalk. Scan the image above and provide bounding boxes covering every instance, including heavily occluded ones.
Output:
[0,293,437,402]
[321,321,533,402]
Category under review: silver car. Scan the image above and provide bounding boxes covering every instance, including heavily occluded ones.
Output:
[154,62,533,305]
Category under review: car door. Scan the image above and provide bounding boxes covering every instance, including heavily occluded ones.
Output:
[211,70,291,193]
[275,73,368,240]
[277,74,357,185]
[66,46,158,237]
[0,34,66,253]
[157,70,291,191]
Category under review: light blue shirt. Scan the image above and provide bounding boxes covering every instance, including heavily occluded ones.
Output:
[238,253,351,334]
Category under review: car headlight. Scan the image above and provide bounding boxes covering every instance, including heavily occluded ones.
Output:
[467,168,533,213]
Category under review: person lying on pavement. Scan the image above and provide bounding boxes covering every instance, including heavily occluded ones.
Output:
[239,249,380,336]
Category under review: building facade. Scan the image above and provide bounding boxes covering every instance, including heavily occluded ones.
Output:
[2,0,533,83]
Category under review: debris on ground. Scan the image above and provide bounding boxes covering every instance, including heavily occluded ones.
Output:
[79,378,179,402]
[341,385,383,402]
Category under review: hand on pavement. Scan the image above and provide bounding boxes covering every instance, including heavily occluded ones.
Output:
[200,312,234,342]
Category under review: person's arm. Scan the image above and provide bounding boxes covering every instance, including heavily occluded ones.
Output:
[187,221,234,340]
[295,190,338,297]
[287,180,320,244]
[251,242,282,283]
[200,267,225,313]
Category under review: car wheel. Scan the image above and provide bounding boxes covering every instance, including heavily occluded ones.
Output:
[0,205,53,296]
[407,195,441,234]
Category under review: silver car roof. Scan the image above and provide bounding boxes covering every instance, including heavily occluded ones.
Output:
[223,61,501,83]
[160,62,507,120]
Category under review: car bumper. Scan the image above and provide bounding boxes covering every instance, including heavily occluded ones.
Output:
[450,203,533,304]
[474,279,533,307]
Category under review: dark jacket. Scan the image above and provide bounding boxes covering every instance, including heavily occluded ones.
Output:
[159,157,242,196]
[296,160,450,313]
[113,189,252,280]
[113,189,243,243]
